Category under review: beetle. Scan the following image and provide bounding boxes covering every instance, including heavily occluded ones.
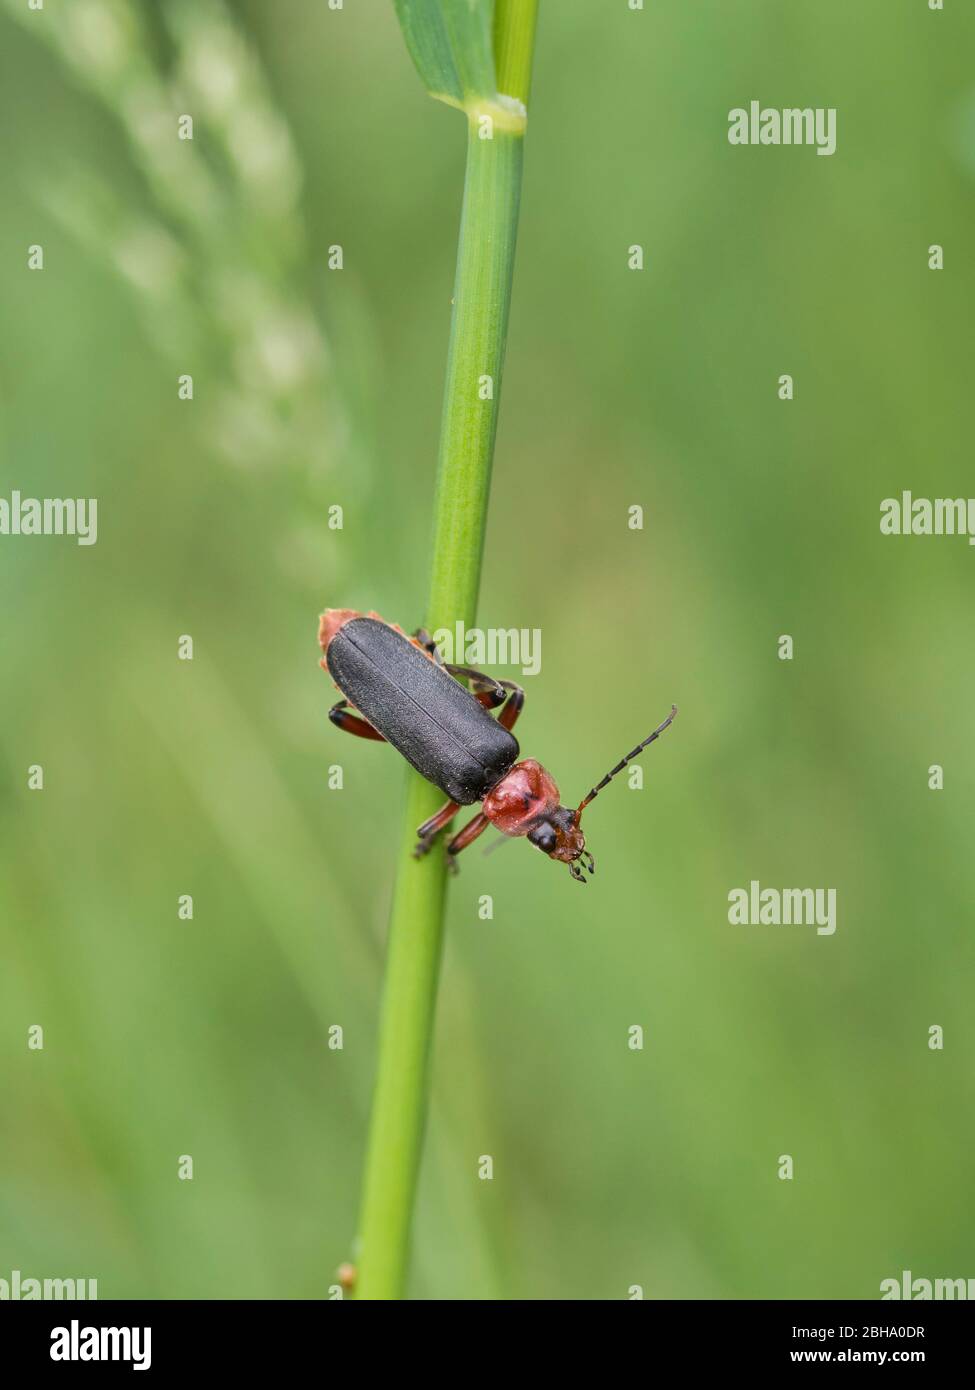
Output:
[319,609,677,883]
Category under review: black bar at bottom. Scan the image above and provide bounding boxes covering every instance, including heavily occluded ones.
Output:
[2,1297,970,1373]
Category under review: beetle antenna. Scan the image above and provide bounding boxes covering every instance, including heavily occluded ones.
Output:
[576,705,678,821]
[482,832,515,858]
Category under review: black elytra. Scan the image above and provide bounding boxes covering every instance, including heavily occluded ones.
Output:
[326,617,519,805]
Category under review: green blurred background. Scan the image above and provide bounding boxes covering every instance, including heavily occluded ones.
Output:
[1,0,973,1300]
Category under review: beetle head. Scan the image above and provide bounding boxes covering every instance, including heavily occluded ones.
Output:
[486,708,676,885]
[527,806,593,881]
[555,705,679,884]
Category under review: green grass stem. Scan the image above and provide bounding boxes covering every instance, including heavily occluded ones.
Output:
[352,0,538,1302]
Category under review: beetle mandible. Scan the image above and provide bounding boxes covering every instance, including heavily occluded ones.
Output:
[319,609,677,884]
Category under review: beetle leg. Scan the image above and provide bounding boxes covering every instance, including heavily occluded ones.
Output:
[413,799,460,858]
[445,663,504,702]
[445,811,491,870]
[496,684,524,732]
[412,628,444,665]
[328,700,386,742]
[445,665,525,731]
[474,687,506,711]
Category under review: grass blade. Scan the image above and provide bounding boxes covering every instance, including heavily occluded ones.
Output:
[393,0,496,107]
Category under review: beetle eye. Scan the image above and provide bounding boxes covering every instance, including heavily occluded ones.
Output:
[529,824,557,854]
